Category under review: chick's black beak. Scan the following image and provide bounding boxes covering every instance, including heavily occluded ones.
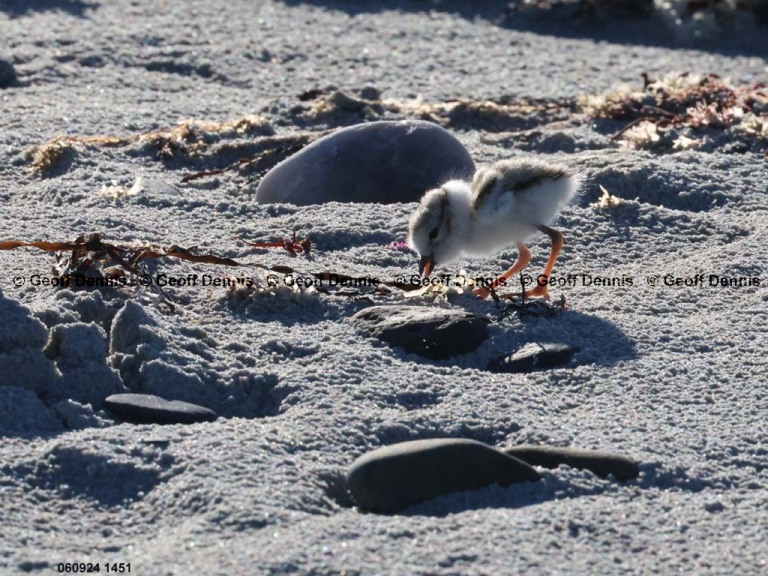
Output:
[419,254,436,277]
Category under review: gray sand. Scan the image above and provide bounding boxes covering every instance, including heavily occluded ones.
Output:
[1,1,767,575]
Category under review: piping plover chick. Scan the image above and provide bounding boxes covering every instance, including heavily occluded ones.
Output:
[408,158,580,299]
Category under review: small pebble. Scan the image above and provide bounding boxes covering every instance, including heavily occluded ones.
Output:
[350,305,488,360]
[704,500,725,513]
[104,393,218,425]
[347,438,540,513]
[358,86,381,100]
[503,445,640,481]
[0,58,16,88]
[256,120,474,205]
[487,343,579,373]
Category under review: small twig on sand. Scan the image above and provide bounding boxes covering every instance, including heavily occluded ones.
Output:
[237,231,311,257]
[610,116,655,141]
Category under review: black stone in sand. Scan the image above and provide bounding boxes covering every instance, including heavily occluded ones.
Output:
[0,59,15,88]
[487,343,579,373]
[255,120,475,205]
[504,445,640,481]
[348,439,541,513]
[350,305,488,360]
[104,393,218,425]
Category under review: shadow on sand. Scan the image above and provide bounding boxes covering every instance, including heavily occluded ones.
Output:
[0,0,97,18]
[280,0,768,59]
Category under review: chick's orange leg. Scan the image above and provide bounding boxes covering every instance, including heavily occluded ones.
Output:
[473,243,531,299]
[522,225,564,299]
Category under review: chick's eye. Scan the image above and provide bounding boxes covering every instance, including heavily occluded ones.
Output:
[428,227,439,240]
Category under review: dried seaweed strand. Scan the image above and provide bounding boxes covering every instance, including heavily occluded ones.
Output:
[0,234,425,304]
[237,232,311,258]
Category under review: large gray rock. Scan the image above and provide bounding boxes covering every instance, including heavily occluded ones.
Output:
[347,439,540,513]
[350,305,488,360]
[255,120,474,205]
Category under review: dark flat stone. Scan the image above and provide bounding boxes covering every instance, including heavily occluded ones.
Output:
[704,500,725,513]
[487,343,579,373]
[347,438,540,513]
[350,305,488,360]
[255,120,474,205]
[0,59,15,88]
[104,393,218,425]
[503,445,640,481]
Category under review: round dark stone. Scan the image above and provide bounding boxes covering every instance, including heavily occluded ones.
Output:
[0,59,16,88]
[350,305,488,360]
[347,438,541,513]
[358,86,381,101]
[255,120,474,205]
[704,500,725,513]
[486,343,579,373]
[504,445,640,481]
[104,393,218,425]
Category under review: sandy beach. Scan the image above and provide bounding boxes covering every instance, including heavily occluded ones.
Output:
[1,1,767,574]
